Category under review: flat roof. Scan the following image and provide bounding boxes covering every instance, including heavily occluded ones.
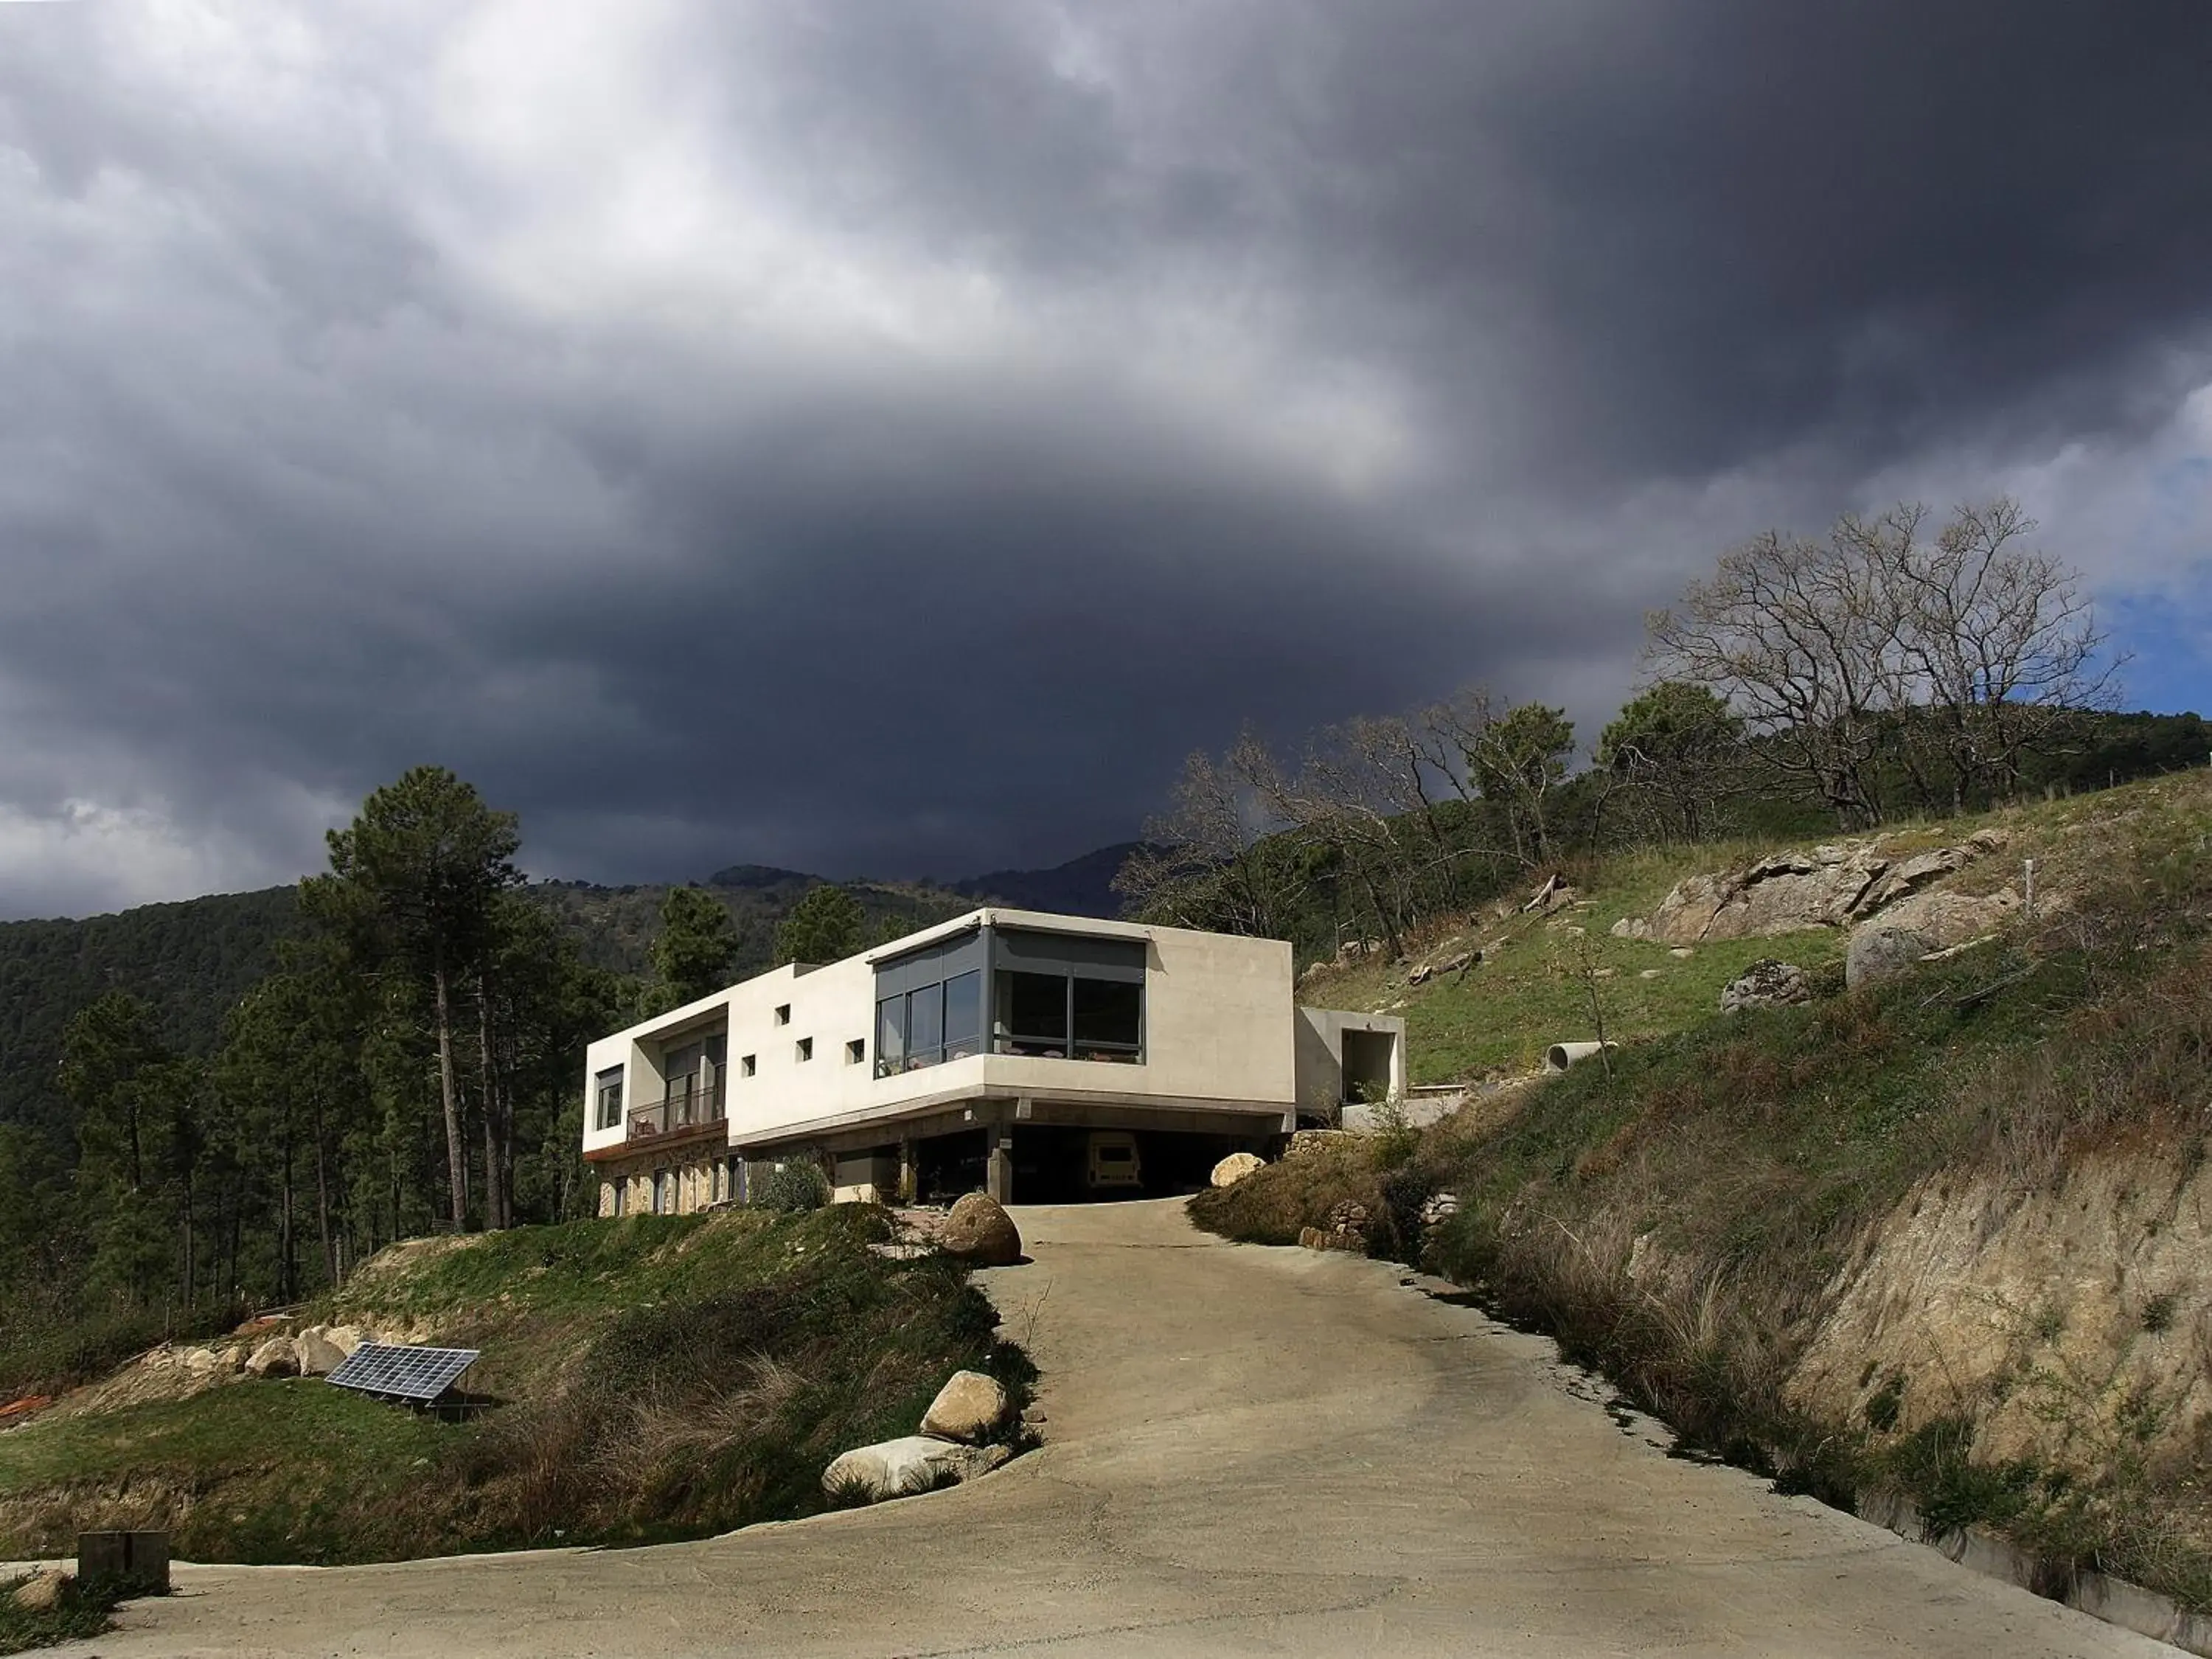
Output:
[861,906,1155,963]
[598,907,1169,1046]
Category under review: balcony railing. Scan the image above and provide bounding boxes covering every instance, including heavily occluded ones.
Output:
[627,1077,728,1142]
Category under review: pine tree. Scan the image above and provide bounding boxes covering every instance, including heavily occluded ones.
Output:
[302,767,521,1233]
[650,886,740,1012]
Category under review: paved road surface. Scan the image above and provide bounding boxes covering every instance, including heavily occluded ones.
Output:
[47,1200,2166,1657]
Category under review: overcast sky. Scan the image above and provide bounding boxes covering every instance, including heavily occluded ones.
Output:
[2,1,2208,919]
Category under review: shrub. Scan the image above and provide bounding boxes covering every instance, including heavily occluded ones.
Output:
[751,1161,830,1214]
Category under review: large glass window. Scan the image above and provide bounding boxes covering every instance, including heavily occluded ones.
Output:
[875,973,987,1075]
[943,971,982,1060]
[661,1034,726,1115]
[594,1065,624,1130]
[875,997,905,1076]
[1003,972,1068,1054]
[995,965,1144,1062]
[908,980,945,1061]
[873,931,1140,1074]
[1072,978,1142,1057]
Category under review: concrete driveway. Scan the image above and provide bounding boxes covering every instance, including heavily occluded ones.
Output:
[52,1199,2166,1657]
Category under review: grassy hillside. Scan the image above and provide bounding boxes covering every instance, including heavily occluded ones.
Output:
[1305,841,1844,1082]
[0,1206,1030,1565]
[1201,769,2212,1608]
[1296,771,2190,1084]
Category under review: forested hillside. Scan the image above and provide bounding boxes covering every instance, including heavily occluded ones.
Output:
[0,856,1102,1170]
[0,888,306,1141]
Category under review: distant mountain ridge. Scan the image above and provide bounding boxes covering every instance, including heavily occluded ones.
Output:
[950,841,1149,919]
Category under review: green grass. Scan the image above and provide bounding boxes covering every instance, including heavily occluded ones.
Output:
[1307,849,1844,1082]
[1299,769,2212,1083]
[0,1573,125,1655]
[0,1206,1031,1564]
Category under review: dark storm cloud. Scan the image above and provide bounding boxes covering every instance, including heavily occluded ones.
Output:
[0,1,2206,915]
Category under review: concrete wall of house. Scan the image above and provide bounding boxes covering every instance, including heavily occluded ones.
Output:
[1294,1006,1409,1116]
[582,907,1373,1172]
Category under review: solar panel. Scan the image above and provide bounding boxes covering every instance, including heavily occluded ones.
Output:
[325,1342,480,1405]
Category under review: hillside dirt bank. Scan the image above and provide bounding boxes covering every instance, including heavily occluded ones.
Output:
[30,1200,2165,1659]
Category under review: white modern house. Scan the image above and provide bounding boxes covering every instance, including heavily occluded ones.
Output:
[582,907,1405,1214]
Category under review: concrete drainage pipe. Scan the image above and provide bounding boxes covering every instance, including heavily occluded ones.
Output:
[1544,1040,1617,1074]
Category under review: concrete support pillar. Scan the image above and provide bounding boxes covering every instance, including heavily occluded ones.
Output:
[986,1124,1013,1205]
[899,1137,918,1205]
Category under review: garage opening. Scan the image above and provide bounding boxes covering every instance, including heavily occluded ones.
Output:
[1340,1029,1397,1105]
[915,1128,987,1203]
[1004,1125,1259,1203]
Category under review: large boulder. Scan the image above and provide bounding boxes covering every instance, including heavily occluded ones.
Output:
[10,1571,68,1613]
[1210,1152,1265,1189]
[940,1194,1022,1266]
[1846,925,1939,992]
[321,1324,375,1358]
[245,1336,299,1378]
[1719,959,1812,1013]
[821,1436,1010,1504]
[293,1328,347,1377]
[920,1370,1011,1444]
[1874,886,2019,947]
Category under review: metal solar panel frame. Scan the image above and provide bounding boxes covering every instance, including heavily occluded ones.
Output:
[324,1342,480,1405]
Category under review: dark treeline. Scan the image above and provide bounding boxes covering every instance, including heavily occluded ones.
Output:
[1116,499,2207,964]
[1,771,624,1363]
[0,771,978,1380]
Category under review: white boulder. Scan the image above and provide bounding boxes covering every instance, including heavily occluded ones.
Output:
[822,1436,1010,1504]
[1210,1152,1265,1189]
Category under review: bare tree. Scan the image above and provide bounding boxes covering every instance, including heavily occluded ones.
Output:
[1888,498,2119,808]
[1648,509,1913,827]
[1113,734,1308,939]
[1259,722,1422,960]
[1649,499,2116,826]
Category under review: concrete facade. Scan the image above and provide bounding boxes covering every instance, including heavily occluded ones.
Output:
[581,907,1402,1211]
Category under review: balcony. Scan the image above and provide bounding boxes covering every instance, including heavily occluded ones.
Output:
[627,1077,727,1146]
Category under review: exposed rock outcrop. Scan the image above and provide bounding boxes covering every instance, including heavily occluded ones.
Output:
[1644,844,1891,943]
[1633,831,2023,948]
[1874,886,2020,945]
[1790,1152,2212,1473]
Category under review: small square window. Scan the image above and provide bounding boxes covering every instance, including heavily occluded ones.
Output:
[845,1037,866,1065]
[796,1037,813,1062]
[740,1054,757,1077]
[774,1004,791,1026]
